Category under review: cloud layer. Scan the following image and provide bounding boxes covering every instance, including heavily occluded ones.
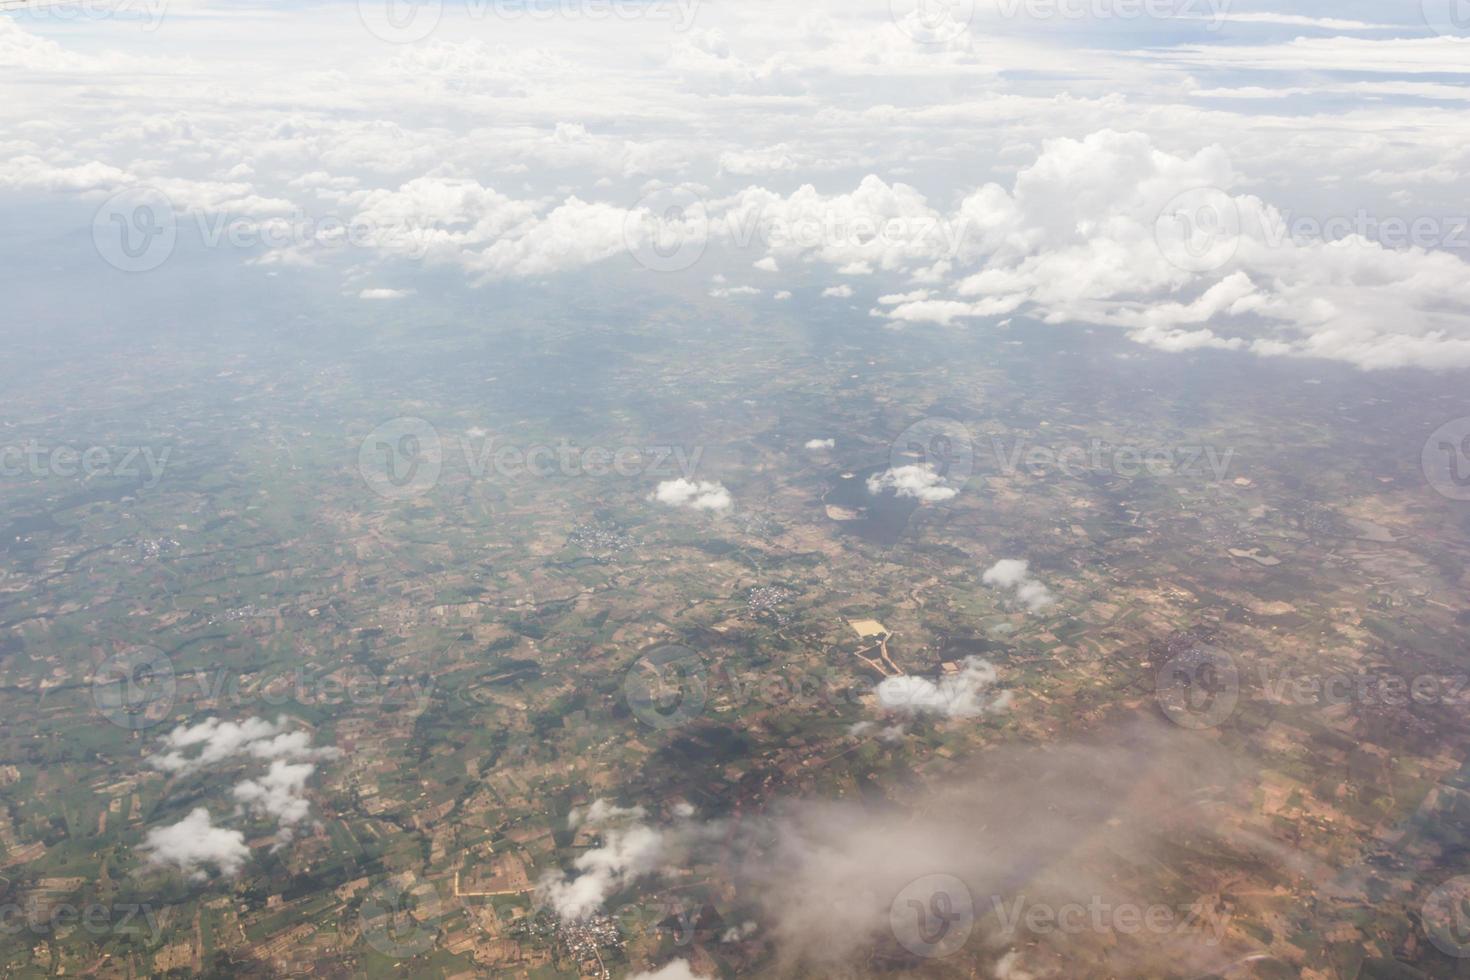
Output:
[7,6,1470,371]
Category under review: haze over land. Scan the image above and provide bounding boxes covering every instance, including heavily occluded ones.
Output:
[3,1,1470,977]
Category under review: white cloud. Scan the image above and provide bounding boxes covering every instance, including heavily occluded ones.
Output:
[358,287,412,299]
[982,559,1055,612]
[866,464,958,502]
[822,284,854,298]
[804,438,834,450]
[876,657,1011,718]
[628,962,710,980]
[570,799,648,829]
[7,7,1470,373]
[147,718,340,852]
[651,478,733,512]
[148,716,340,775]
[232,760,319,838]
[539,823,670,919]
[141,808,250,880]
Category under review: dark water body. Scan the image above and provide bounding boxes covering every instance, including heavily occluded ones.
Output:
[824,466,920,547]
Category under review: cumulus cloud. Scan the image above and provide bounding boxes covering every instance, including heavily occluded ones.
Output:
[148,716,340,775]
[982,559,1056,611]
[651,478,733,512]
[876,657,1010,718]
[710,285,761,298]
[539,799,715,920]
[804,438,834,450]
[866,463,958,502]
[849,720,905,742]
[570,799,648,829]
[857,129,1470,370]
[140,808,250,880]
[539,822,671,920]
[146,717,340,853]
[231,760,320,840]
[627,962,710,980]
[822,284,854,298]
